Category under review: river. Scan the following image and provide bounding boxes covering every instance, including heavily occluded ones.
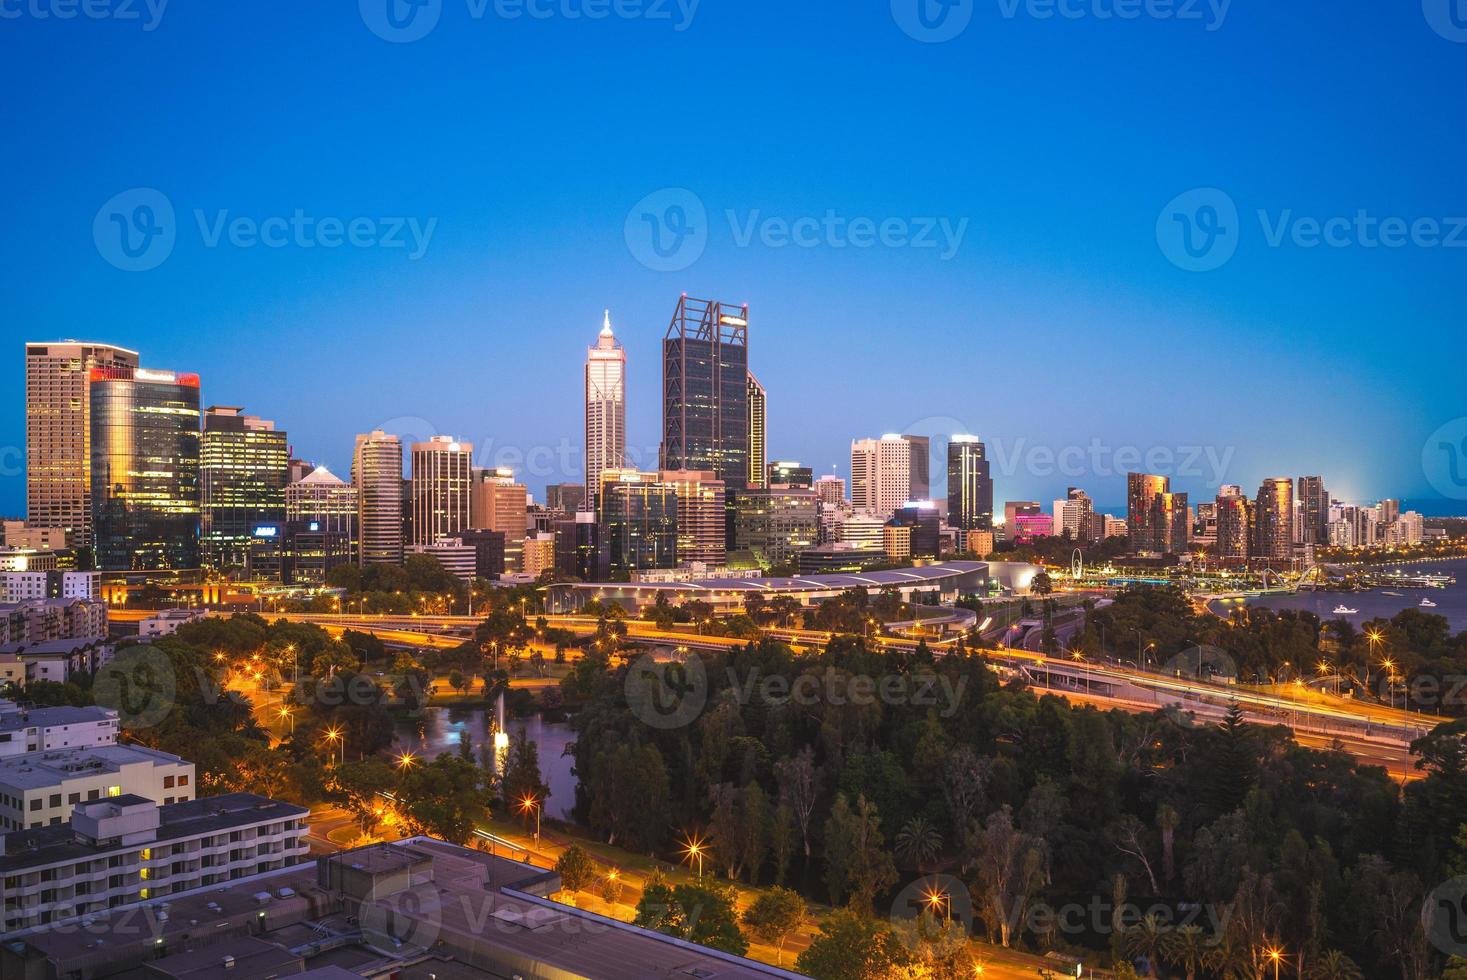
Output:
[1225,557,1467,631]
[393,709,578,820]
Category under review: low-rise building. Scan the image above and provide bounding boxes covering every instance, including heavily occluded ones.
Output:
[0,598,107,644]
[0,638,113,684]
[140,609,207,638]
[2,571,100,603]
[0,744,195,833]
[0,792,309,934]
[0,700,120,758]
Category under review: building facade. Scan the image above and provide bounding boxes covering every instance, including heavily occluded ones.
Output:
[352,431,404,566]
[585,311,626,507]
[946,436,993,531]
[659,470,727,566]
[733,486,819,569]
[0,744,194,833]
[660,296,750,492]
[25,342,141,548]
[1126,472,1170,554]
[851,435,913,517]
[597,470,678,578]
[90,367,202,571]
[1254,478,1295,562]
[200,406,288,571]
[746,372,767,489]
[766,460,813,489]
[410,437,474,548]
[471,468,528,572]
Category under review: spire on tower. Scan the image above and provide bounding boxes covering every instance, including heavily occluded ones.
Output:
[600,309,613,338]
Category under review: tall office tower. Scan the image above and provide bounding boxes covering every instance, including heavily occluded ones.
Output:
[1253,477,1295,561]
[89,366,201,571]
[766,460,813,489]
[1296,476,1328,545]
[286,466,358,545]
[733,486,819,568]
[900,435,930,500]
[471,467,528,571]
[545,483,586,514]
[1215,489,1252,560]
[585,311,626,507]
[889,502,941,558]
[199,406,288,571]
[658,470,727,566]
[597,469,678,577]
[660,296,750,491]
[946,436,993,531]
[352,431,404,566]
[1126,472,1170,553]
[25,341,141,547]
[410,436,474,548]
[1154,492,1190,555]
[814,474,846,507]
[746,372,767,489]
[1052,487,1095,542]
[850,435,913,516]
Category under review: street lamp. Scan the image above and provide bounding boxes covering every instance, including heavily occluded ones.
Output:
[519,794,542,845]
[1265,946,1283,980]
[323,726,343,766]
[681,835,707,880]
[277,706,294,733]
[924,884,952,923]
[396,751,417,770]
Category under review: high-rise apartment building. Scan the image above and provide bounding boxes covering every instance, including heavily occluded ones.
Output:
[352,431,404,566]
[200,406,288,571]
[658,470,727,566]
[25,342,141,547]
[471,468,528,571]
[1126,473,1170,553]
[1052,487,1096,542]
[851,435,912,517]
[1155,492,1190,555]
[1296,476,1328,546]
[747,372,767,489]
[815,474,846,507]
[1215,487,1251,560]
[1254,478,1295,562]
[585,311,626,507]
[900,435,930,500]
[660,296,750,491]
[410,437,474,548]
[90,367,201,571]
[946,436,993,531]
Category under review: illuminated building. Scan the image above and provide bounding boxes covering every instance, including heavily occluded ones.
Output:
[965,529,995,557]
[838,512,887,550]
[660,296,750,491]
[410,436,474,548]
[900,435,930,500]
[1126,472,1170,553]
[522,532,556,579]
[1253,477,1294,561]
[747,372,767,488]
[733,486,819,568]
[889,501,941,558]
[1154,491,1190,555]
[1297,476,1328,545]
[25,342,140,547]
[1215,487,1251,560]
[471,467,528,571]
[850,435,912,516]
[659,470,726,566]
[882,523,911,560]
[814,474,846,506]
[585,311,626,507]
[286,466,358,544]
[352,431,404,566]
[199,406,288,571]
[89,366,201,571]
[1012,512,1053,542]
[597,470,678,577]
[946,436,993,531]
[1052,487,1095,542]
[766,460,813,489]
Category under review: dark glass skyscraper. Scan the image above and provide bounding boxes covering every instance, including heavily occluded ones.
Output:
[946,436,993,530]
[660,296,750,492]
[90,367,202,570]
[1297,475,1328,545]
[597,471,678,578]
[200,406,288,571]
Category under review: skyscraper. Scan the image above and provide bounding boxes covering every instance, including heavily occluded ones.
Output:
[766,460,813,489]
[286,467,358,542]
[1254,478,1295,562]
[1155,492,1190,555]
[410,436,474,548]
[200,406,288,571]
[746,372,767,490]
[1297,476,1328,546]
[733,486,819,568]
[25,341,141,547]
[597,469,678,577]
[900,435,930,500]
[1215,487,1251,560]
[814,474,846,506]
[660,296,750,491]
[353,431,404,566]
[585,311,626,506]
[659,469,727,566]
[851,435,912,516]
[946,436,993,531]
[1126,472,1170,553]
[90,366,201,571]
[471,467,528,571]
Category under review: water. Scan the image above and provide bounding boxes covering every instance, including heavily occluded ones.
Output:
[394,709,578,820]
[1232,557,1467,631]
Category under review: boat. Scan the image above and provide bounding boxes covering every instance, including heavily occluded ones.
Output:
[1381,591,1404,597]
[1332,605,1359,615]
[1421,598,1438,608]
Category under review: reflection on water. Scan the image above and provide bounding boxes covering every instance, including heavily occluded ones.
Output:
[394,709,577,821]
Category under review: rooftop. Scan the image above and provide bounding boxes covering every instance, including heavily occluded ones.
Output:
[557,560,993,594]
[0,743,187,791]
[0,703,117,735]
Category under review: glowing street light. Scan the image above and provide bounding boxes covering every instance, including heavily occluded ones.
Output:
[396,751,417,770]
[519,794,542,844]
[681,835,707,880]
[322,726,344,766]
[923,883,952,923]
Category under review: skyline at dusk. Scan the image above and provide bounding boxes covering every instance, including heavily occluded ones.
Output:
[4,3,1466,516]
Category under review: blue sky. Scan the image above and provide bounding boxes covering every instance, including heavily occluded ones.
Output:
[3,0,1465,516]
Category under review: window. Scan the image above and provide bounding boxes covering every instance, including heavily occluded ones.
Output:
[87,789,99,801]
[67,793,79,805]
[163,776,174,789]
[106,786,121,798]
[48,794,60,808]
[177,775,189,786]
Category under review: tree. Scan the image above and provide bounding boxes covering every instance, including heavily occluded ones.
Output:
[796,910,913,980]
[1306,950,1364,980]
[330,758,396,834]
[1119,913,1167,978]
[395,753,488,844]
[769,802,796,885]
[555,843,597,893]
[823,793,897,916]
[501,729,550,817]
[1160,924,1213,980]
[635,879,747,955]
[741,886,805,966]
[776,747,819,860]
[894,815,943,872]
[965,805,1045,948]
